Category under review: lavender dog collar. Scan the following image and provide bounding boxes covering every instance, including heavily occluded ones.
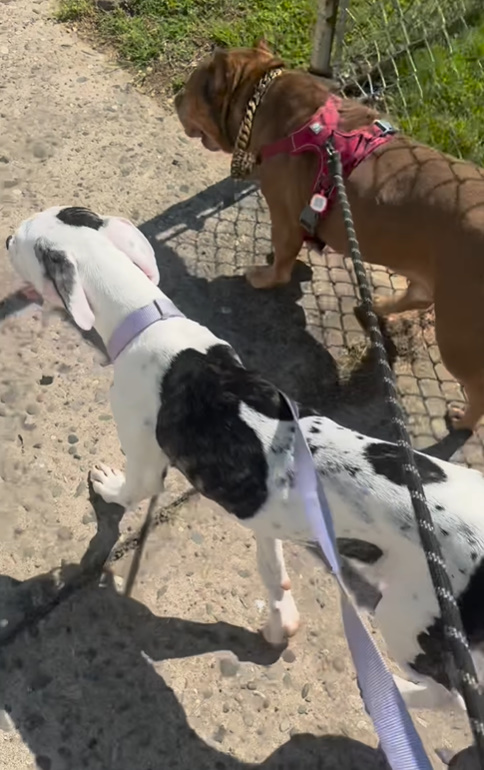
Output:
[107,297,185,362]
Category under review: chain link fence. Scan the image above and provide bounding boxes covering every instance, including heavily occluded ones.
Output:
[314,0,484,163]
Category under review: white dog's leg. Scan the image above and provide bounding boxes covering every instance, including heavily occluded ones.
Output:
[255,535,300,645]
[393,674,463,711]
[91,442,169,510]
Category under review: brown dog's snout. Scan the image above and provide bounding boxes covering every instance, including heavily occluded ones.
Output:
[5,235,12,250]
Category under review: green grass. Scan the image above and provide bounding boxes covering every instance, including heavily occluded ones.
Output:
[57,0,315,73]
[57,0,484,164]
[391,23,484,164]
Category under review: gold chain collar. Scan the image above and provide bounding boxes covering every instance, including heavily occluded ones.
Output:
[230,67,284,180]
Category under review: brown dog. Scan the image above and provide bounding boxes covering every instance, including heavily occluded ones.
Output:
[175,42,484,431]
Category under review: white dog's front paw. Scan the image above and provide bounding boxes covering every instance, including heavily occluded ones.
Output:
[91,463,126,505]
[262,591,300,646]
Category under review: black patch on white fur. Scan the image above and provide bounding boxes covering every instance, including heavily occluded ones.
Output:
[156,344,293,519]
[56,207,103,229]
[337,539,383,564]
[410,557,484,690]
[365,442,447,486]
[458,557,484,646]
[34,241,74,315]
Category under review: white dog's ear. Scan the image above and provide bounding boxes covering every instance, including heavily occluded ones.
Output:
[102,217,160,285]
[34,241,95,331]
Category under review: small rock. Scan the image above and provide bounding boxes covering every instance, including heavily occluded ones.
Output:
[40,375,54,386]
[301,682,311,699]
[219,657,239,677]
[68,434,79,445]
[332,657,345,673]
[212,725,226,743]
[247,681,257,691]
[203,688,213,699]
[57,527,73,541]
[75,481,87,498]
[282,673,293,688]
[191,531,204,545]
[99,414,112,422]
[298,705,308,715]
[157,586,168,599]
[222,703,230,713]
[282,648,296,664]
[279,719,291,733]
[238,568,251,578]
[32,143,48,159]
[26,403,39,415]
[51,484,63,498]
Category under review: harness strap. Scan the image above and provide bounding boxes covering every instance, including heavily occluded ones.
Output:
[259,95,397,240]
[260,96,341,162]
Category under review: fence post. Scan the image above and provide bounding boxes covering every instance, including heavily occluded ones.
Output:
[309,0,340,78]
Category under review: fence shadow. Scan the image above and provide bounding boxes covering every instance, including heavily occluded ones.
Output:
[139,177,399,440]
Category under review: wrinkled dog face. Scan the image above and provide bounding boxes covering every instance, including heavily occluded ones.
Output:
[6,206,160,331]
[174,42,282,154]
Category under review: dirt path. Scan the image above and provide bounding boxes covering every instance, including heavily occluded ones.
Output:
[0,2,473,768]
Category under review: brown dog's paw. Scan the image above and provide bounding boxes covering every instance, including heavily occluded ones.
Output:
[246,265,291,290]
[447,404,473,432]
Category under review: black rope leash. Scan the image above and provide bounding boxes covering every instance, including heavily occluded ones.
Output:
[123,494,160,597]
[325,137,484,763]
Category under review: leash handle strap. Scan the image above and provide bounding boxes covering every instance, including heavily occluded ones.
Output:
[284,395,432,770]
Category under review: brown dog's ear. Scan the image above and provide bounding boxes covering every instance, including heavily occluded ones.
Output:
[253,38,272,54]
[210,47,230,96]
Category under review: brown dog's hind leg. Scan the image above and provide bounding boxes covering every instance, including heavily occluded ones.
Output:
[372,279,433,317]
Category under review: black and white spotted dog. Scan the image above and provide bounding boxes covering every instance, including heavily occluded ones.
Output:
[6,206,484,712]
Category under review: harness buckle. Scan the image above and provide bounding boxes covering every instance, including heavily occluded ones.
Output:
[373,119,397,136]
[299,194,328,236]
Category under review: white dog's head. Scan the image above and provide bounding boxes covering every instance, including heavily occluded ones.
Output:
[6,206,160,330]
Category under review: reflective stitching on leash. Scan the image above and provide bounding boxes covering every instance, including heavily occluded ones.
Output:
[325,136,484,764]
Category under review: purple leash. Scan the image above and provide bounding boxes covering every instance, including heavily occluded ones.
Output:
[284,394,431,770]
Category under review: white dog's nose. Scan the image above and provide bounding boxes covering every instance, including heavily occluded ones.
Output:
[5,235,12,249]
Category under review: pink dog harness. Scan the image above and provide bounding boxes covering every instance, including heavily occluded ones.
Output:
[259,94,397,241]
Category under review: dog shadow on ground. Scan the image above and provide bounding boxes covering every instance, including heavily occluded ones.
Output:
[0,488,390,770]
[139,177,401,441]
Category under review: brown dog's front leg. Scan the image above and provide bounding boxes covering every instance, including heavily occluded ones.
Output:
[246,203,304,289]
